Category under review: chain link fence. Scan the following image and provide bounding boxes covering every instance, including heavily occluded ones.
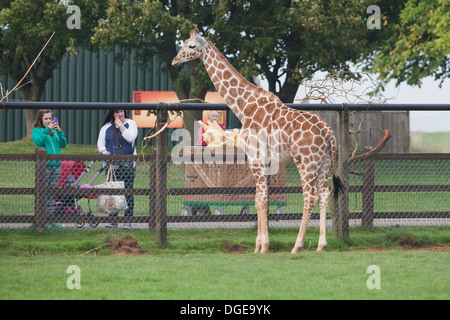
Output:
[0,149,449,233]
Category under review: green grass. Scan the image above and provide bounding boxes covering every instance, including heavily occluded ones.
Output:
[1,251,448,300]
[0,137,100,154]
[411,132,450,153]
[1,138,449,299]
[1,227,448,256]
[0,227,449,299]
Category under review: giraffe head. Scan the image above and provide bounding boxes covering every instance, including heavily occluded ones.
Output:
[172,30,207,66]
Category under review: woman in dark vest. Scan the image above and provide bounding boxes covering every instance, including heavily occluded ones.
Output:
[97,109,138,229]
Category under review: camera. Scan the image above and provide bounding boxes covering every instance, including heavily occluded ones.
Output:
[52,117,58,123]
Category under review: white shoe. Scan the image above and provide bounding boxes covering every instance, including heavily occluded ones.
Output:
[105,223,118,229]
[123,223,132,230]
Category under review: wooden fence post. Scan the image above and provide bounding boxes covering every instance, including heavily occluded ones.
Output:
[155,103,168,244]
[333,109,350,238]
[148,151,156,231]
[34,147,47,233]
[362,157,375,228]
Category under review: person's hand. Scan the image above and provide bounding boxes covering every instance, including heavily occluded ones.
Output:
[48,121,59,131]
[114,116,123,127]
[53,122,61,132]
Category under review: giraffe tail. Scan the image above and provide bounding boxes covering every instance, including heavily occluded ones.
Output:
[330,132,344,200]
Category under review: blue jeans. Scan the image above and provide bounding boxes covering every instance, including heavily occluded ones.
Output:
[47,168,61,215]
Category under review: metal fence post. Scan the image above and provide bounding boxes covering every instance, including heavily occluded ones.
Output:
[155,103,168,244]
[148,151,156,231]
[34,147,47,232]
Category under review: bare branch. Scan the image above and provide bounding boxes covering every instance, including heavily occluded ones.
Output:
[1,32,55,102]
[349,129,391,162]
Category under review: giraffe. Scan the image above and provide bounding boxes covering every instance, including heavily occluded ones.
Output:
[172,30,343,254]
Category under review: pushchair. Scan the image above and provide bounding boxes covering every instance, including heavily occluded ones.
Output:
[55,161,106,228]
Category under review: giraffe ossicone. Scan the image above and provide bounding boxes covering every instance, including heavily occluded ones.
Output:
[172,29,343,254]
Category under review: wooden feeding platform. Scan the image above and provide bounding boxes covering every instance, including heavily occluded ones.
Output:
[182,147,287,212]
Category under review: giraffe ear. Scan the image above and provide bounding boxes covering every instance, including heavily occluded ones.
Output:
[190,29,198,38]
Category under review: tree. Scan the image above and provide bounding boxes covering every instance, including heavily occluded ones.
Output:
[0,0,108,137]
[369,0,450,87]
[211,0,397,102]
[92,0,401,142]
[91,0,218,143]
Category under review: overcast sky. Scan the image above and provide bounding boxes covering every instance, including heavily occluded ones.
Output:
[382,77,450,132]
[291,74,449,133]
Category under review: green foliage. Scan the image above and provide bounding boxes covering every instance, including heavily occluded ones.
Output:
[0,1,109,137]
[91,0,200,100]
[211,0,392,101]
[371,0,450,87]
[91,0,395,103]
[0,0,108,93]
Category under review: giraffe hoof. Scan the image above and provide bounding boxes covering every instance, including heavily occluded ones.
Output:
[290,247,301,254]
[254,247,269,254]
[316,246,326,252]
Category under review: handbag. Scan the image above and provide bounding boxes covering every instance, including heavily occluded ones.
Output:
[95,165,128,214]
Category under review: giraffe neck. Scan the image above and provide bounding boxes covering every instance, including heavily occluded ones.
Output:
[201,40,261,122]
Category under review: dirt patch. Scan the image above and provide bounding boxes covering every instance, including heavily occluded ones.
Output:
[396,235,422,249]
[109,236,146,256]
[391,236,450,252]
[356,246,388,252]
[402,244,450,252]
[221,241,247,253]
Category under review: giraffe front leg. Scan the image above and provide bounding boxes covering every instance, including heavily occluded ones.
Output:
[255,216,262,254]
[254,185,269,254]
[247,160,270,254]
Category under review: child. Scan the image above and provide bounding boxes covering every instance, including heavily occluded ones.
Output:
[196,110,225,146]
[32,109,68,216]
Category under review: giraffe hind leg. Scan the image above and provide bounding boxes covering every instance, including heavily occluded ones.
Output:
[291,164,319,254]
[317,158,331,251]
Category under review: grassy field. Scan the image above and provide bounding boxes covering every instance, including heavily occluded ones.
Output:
[410,131,450,153]
[0,227,449,300]
[0,136,449,301]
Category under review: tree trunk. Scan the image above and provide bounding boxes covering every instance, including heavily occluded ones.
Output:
[18,79,46,138]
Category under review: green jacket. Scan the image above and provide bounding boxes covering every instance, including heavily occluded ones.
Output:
[32,127,68,169]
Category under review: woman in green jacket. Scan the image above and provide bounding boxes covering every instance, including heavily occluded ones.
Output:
[32,109,68,216]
